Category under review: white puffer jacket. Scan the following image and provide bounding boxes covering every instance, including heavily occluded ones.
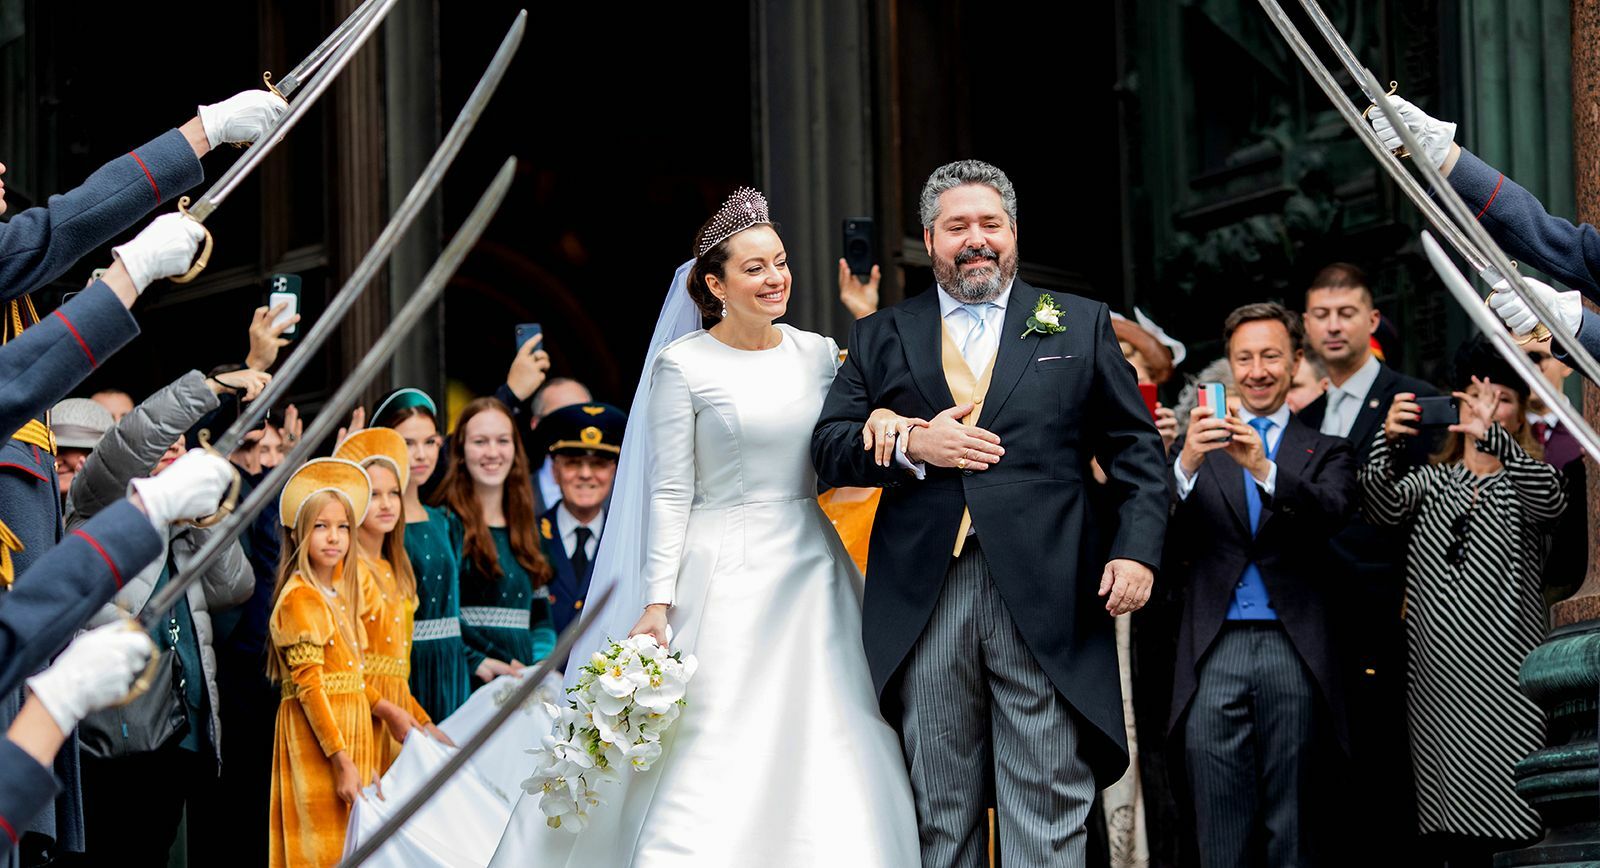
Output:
[65,370,252,763]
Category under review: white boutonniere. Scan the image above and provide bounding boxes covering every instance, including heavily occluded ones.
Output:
[1021,295,1066,339]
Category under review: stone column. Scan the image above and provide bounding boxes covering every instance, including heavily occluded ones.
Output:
[1497,4,1600,863]
[333,0,389,411]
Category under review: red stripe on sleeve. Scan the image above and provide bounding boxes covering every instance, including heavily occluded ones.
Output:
[71,529,125,589]
[0,812,16,845]
[1475,174,1505,220]
[52,310,97,368]
[129,151,160,202]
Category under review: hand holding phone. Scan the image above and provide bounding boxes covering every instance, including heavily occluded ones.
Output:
[507,323,549,402]
[269,274,302,336]
[1179,382,1234,476]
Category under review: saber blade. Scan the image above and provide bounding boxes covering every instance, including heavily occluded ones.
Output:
[336,587,616,868]
[274,0,387,99]
[211,10,528,458]
[139,158,518,628]
[1421,230,1600,463]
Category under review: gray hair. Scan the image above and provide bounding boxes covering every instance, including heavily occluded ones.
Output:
[918,160,1019,230]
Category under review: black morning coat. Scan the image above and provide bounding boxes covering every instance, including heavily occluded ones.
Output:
[1164,413,1359,750]
[811,279,1170,786]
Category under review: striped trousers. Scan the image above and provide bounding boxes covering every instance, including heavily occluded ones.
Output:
[1184,622,1317,868]
[898,540,1096,867]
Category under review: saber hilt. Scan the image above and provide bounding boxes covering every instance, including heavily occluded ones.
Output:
[168,196,214,285]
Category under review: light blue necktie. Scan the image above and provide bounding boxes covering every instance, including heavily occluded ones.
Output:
[1228,415,1282,620]
[1243,416,1279,534]
[959,302,997,371]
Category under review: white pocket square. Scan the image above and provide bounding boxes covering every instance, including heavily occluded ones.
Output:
[1035,355,1074,362]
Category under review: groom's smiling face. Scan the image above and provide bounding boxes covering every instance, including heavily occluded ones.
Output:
[925,184,1018,303]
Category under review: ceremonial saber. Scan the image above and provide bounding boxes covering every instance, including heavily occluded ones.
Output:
[1254,0,1495,284]
[269,0,387,99]
[169,0,401,283]
[207,11,526,462]
[1290,0,1562,343]
[1363,74,1600,387]
[1421,230,1600,464]
[337,587,616,868]
[1266,0,1588,358]
[136,157,518,630]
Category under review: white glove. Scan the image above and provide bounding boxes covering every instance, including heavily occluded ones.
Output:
[128,449,236,529]
[1368,95,1457,169]
[197,90,288,150]
[112,214,207,294]
[26,623,156,735]
[1488,276,1583,337]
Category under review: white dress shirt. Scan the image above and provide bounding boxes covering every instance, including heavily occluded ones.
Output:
[1173,402,1290,499]
[895,281,1014,480]
[554,501,604,562]
[537,457,560,509]
[1318,354,1381,438]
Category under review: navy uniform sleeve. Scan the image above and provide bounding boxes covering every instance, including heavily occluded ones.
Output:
[1450,147,1600,300]
[0,500,162,698]
[0,128,203,302]
[0,281,139,443]
[0,736,60,850]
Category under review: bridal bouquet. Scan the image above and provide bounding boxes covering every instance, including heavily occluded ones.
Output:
[521,634,698,831]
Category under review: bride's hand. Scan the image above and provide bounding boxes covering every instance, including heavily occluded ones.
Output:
[863,408,929,468]
[628,603,670,647]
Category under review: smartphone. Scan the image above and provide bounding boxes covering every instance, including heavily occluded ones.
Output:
[1198,381,1231,442]
[515,322,543,352]
[269,273,302,336]
[1138,383,1159,421]
[842,217,876,278]
[1416,395,1459,428]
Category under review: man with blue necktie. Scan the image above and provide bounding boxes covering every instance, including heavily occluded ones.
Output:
[1165,302,1358,867]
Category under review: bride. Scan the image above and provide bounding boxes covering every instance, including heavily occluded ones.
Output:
[490,188,920,866]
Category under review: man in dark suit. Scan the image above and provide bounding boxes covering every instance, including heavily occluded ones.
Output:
[1296,263,1437,858]
[1167,302,1357,867]
[535,402,624,637]
[812,159,1169,867]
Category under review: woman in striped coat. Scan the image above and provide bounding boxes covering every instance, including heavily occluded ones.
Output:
[1361,363,1564,863]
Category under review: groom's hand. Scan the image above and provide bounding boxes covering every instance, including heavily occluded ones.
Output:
[905,403,1004,470]
[1099,558,1153,616]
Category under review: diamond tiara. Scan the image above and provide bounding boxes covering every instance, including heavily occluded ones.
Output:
[695,186,771,257]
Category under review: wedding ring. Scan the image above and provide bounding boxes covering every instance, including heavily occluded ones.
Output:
[957,457,968,470]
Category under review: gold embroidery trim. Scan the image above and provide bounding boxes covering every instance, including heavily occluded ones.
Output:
[364,653,409,679]
[281,670,365,699]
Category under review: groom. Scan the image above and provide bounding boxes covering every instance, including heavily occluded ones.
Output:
[812,160,1169,866]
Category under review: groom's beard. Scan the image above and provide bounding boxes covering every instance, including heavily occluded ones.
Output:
[933,244,1019,303]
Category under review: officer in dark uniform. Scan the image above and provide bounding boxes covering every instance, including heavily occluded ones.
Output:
[535,403,625,639]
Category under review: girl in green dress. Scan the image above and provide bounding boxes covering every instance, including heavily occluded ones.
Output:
[431,397,556,684]
[371,388,471,720]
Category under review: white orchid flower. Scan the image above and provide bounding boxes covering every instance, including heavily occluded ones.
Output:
[624,739,663,771]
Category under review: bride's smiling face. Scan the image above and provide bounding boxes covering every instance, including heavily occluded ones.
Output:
[708,225,790,322]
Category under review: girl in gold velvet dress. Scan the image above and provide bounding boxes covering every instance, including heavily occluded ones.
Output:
[266,459,377,867]
[336,428,455,773]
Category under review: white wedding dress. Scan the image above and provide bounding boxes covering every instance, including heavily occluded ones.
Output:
[490,323,919,867]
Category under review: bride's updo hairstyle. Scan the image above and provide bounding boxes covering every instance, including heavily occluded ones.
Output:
[687,186,775,327]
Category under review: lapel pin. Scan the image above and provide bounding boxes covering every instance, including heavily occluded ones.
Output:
[1368,399,1380,409]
